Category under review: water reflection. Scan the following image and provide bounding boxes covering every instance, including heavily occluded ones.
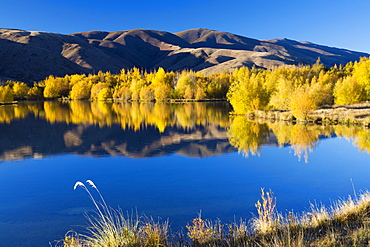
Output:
[1,102,370,162]
[0,101,234,161]
[1,101,231,130]
[227,117,270,157]
[227,116,370,162]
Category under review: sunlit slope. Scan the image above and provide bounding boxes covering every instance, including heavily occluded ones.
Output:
[0,28,368,82]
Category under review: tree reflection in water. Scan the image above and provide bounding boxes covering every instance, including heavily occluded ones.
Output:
[227,116,370,162]
[0,101,233,161]
[1,102,370,162]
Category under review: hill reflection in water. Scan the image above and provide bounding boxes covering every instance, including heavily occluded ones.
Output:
[0,101,234,161]
[1,101,370,162]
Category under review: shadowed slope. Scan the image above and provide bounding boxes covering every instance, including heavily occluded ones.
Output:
[0,29,128,82]
[0,28,368,82]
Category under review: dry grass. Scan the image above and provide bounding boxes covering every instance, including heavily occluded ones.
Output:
[59,182,370,247]
[244,103,370,127]
[59,180,168,247]
[252,188,278,233]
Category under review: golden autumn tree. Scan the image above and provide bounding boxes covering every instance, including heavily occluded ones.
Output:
[352,57,370,100]
[98,88,113,101]
[27,85,44,100]
[43,76,60,99]
[227,68,270,114]
[334,76,365,104]
[289,85,318,120]
[90,82,110,101]
[151,68,172,101]
[12,82,29,100]
[0,86,14,102]
[290,74,333,119]
[70,81,91,100]
[174,71,196,99]
[113,86,132,101]
[139,86,155,101]
[205,72,230,99]
[129,68,147,101]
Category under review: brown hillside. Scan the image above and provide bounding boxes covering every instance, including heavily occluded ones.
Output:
[0,28,368,83]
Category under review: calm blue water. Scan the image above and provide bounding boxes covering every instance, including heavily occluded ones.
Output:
[0,102,370,246]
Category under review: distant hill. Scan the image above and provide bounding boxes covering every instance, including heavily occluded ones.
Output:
[0,28,368,83]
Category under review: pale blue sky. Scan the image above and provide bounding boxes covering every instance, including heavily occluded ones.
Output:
[2,0,370,53]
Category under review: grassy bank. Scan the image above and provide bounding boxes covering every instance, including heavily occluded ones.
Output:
[240,103,370,127]
[58,182,370,247]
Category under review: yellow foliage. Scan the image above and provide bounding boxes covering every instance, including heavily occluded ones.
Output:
[153,84,171,101]
[227,116,269,156]
[352,57,370,100]
[91,82,109,100]
[290,86,318,120]
[0,85,14,102]
[175,71,195,99]
[27,85,43,100]
[334,76,365,104]
[113,86,132,101]
[70,81,91,100]
[228,69,270,114]
[98,88,112,101]
[43,75,70,98]
[12,82,29,99]
[43,76,60,99]
[195,86,205,100]
[139,86,154,101]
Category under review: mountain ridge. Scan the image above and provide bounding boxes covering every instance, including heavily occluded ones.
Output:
[0,28,368,83]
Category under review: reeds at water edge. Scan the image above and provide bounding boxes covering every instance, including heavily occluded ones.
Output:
[58,181,370,247]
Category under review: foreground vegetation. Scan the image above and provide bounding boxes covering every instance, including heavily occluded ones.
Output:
[59,181,370,247]
[2,57,370,121]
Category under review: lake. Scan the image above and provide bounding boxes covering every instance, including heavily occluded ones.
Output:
[0,101,370,246]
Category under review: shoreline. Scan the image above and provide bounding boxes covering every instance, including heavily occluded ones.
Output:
[235,103,370,128]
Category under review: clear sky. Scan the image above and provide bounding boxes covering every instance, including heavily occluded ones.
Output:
[2,0,370,53]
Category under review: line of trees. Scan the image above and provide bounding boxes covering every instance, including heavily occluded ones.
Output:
[0,68,230,102]
[1,57,370,119]
[227,57,370,119]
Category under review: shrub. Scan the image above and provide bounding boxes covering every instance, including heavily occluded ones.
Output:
[334,76,365,104]
[0,85,14,102]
